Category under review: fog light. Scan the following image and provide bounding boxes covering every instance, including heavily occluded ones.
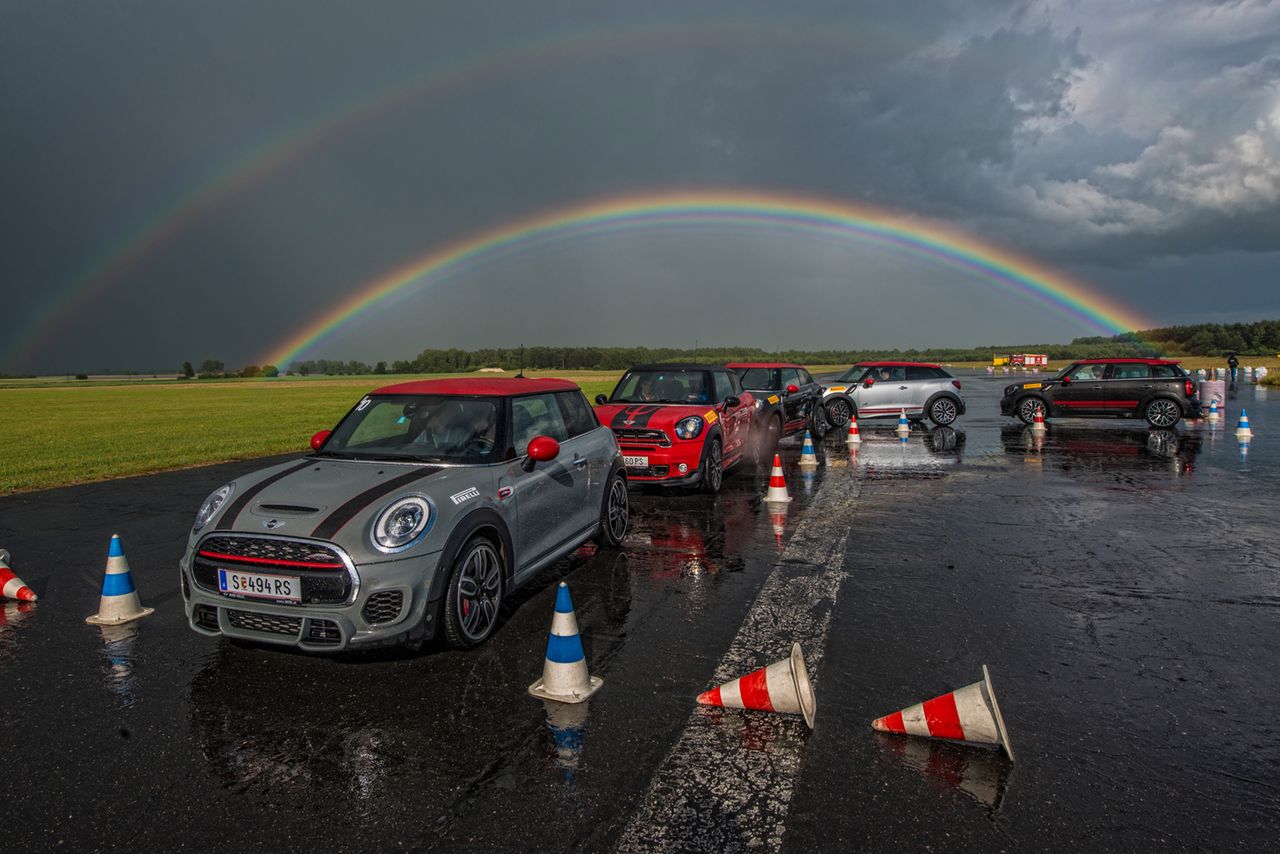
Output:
[677,463,688,473]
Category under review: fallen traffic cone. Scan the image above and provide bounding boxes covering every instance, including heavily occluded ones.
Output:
[846,416,862,445]
[763,454,791,503]
[528,582,603,703]
[85,534,154,626]
[798,431,818,467]
[1030,409,1046,432]
[1206,400,1220,421]
[697,642,816,729]
[871,665,1014,761]
[896,409,910,435]
[0,549,37,602]
[1235,409,1252,440]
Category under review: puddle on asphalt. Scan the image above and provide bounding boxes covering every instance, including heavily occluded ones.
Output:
[875,733,1011,812]
[0,600,36,663]
[1000,425,1202,476]
[542,698,589,785]
[96,622,140,707]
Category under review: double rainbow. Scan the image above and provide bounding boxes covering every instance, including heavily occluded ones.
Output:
[263,189,1150,367]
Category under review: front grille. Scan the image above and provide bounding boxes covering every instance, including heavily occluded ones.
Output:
[193,535,352,605]
[613,428,671,447]
[194,604,219,630]
[307,619,342,644]
[227,609,302,637]
[362,591,404,625]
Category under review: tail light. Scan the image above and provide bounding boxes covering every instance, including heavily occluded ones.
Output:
[952,380,962,390]
[1185,379,1194,397]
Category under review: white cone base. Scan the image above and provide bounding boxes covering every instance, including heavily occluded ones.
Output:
[86,606,154,626]
[763,493,792,504]
[529,673,603,704]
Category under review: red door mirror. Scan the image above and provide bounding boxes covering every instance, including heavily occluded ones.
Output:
[863,379,875,388]
[526,435,560,463]
[1060,376,1071,385]
[310,430,332,451]
[786,384,799,394]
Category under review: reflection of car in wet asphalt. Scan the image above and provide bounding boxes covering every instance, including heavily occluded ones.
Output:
[2,373,1277,852]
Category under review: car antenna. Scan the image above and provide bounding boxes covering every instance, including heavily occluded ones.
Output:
[515,344,525,379]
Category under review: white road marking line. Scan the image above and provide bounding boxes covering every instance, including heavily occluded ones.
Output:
[616,467,861,853]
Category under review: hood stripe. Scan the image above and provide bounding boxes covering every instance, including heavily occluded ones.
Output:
[216,459,315,531]
[311,466,443,540]
[610,404,665,428]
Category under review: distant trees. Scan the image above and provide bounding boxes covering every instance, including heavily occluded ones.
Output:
[285,359,373,376]
[181,361,194,378]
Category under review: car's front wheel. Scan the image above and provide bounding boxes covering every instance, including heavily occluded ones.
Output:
[825,398,851,428]
[594,472,629,549]
[810,398,829,437]
[700,438,723,494]
[442,536,504,649]
[928,396,959,426]
[1016,396,1047,425]
[1144,398,1182,428]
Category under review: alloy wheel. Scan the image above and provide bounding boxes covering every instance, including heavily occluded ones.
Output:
[456,542,501,642]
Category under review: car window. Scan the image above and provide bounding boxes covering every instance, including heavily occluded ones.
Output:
[1110,363,1150,380]
[780,368,802,388]
[797,369,814,385]
[1068,364,1105,381]
[512,393,570,455]
[736,368,775,389]
[868,366,907,383]
[327,395,501,463]
[555,391,598,437]
[905,366,936,381]
[611,369,710,404]
[729,372,744,395]
[1150,364,1180,378]
[713,371,735,402]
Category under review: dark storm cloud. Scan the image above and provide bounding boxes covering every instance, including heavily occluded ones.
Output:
[1,0,1277,372]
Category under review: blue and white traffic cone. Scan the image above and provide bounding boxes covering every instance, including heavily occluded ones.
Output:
[896,409,910,435]
[528,582,603,703]
[1235,409,1252,440]
[798,431,818,467]
[1207,399,1220,422]
[86,534,154,625]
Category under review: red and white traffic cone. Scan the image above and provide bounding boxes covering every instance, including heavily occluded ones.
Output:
[763,454,791,504]
[697,642,816,729]
[769,506,787,550]
[0,549,37,602]
[1030,409,1046,432]
[845,416,862,445]
[871,665,1014,760]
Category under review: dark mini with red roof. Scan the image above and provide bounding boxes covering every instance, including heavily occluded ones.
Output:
[726,361,828,449]
[999,358,1201,427]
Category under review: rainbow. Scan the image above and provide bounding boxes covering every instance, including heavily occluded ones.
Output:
[263,189,1151,367]
[6,17,908,370]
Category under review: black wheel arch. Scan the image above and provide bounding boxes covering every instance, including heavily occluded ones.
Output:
[426,508,515,605]
[923,391,966,416]
[825,393,856,415]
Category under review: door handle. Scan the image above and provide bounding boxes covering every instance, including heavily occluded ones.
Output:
[1142,385,1153,389]
[1091,385,1103,390]
[572,455,588,469]
[898,385,909,390]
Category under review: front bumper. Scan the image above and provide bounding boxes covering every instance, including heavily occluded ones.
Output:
[618,441,706,485]
[181,550,442,652]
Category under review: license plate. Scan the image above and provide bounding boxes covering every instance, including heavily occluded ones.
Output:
[218,568,301,602]
[622,455,648,468]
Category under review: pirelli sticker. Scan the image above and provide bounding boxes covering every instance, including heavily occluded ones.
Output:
[1024,383,1043,389]
[704,410,718,424]
[767,395,780,404]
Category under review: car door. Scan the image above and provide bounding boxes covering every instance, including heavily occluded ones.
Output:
[796,368,823,425]
[555,389,614,525]
[853,366,909,418]
[715,371,753,461]
[1055,363,1108,413]
[501,393,588,573]
[779,367,807,431]
[904,366,941,414]
[1103,362,1150,414]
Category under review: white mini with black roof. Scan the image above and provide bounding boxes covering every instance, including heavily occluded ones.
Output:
[181,377,629,652]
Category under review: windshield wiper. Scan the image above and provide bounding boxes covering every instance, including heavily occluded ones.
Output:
[310,450,353,459]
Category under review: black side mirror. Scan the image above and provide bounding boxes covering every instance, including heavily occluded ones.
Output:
[722,396,740,409]
[595,394,608,405]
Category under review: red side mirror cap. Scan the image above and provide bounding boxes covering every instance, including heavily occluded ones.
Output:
[786,384,799,394]
[310,430,332,451]
[527,435,560,462]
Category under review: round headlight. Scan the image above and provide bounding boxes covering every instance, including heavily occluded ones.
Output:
[193,484,233,532]
[675,416,704,440]
[753,398,764,410]
[373,495,433,552]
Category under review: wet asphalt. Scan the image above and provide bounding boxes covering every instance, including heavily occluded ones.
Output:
[2,374,1277,852]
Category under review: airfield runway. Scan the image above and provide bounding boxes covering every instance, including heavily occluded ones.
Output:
[2,377,1277,852]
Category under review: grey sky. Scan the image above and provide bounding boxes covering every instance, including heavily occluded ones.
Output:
[2,0,1277,373]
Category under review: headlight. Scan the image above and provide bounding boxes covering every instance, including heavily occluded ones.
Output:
[193,484,233,532]
[753,399,764,410]
[372,495,433,552]
[675,416,704,440]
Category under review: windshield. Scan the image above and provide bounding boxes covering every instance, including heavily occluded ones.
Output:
[611,370,713,404]
[320,395,502,464]
[836,366,870,384]
[734,367,778,390]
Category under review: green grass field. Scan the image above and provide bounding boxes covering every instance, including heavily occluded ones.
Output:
[0,372,619,494]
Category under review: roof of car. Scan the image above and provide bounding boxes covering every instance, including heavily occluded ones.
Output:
[1072,358,1181,366]
[725,362,804,369]
[371,377,579,396]
[854,361,942,369]
[626,363,725,372]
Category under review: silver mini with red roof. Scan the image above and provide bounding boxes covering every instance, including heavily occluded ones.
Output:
[821,361,966,427]
[181,377,628,652]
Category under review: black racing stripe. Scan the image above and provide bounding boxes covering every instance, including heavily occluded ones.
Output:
[310,466,443,541]
[216,460,315,531]
[610,405,640,428]
[629,405,664,428]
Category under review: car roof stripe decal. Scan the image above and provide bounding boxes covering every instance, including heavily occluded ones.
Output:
[310,466,443,541]
[216,460,316,531]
